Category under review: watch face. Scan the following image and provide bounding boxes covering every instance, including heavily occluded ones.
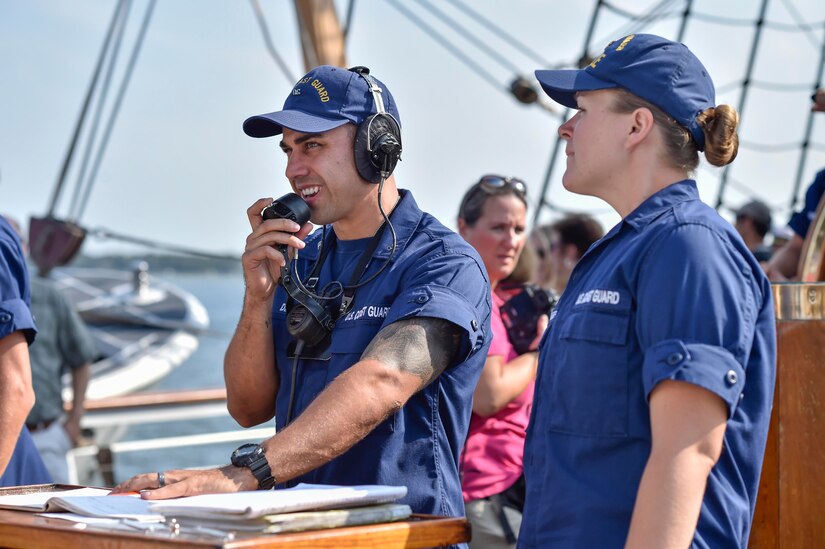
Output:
[231,443,260,465]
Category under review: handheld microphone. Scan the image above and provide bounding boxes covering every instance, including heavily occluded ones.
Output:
[262,193,334,347]
[262,193,311,255]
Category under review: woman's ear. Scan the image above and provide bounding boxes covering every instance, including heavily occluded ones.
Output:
[457,217,468,238]
[627,107,655,147]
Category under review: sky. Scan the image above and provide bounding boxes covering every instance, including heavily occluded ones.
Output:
[1,0,824,257]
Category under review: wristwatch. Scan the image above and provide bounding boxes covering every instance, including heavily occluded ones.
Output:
[231,443,276,490]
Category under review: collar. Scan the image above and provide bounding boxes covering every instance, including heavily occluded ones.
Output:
[298,188,422,261]
[622,179,700,232]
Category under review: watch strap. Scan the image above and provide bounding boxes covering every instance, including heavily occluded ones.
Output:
[249,453,276,490]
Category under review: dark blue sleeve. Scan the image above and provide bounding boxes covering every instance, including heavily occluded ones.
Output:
[788,168,825,239]
[636,223,762,417]
[0,228,36,344]
[0,428,52,486]
[384,250,491,364]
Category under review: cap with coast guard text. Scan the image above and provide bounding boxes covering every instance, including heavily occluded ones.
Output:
[243,65,401,138]
[534,34,715,150]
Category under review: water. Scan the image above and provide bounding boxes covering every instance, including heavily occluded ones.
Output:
[114,271,277,482]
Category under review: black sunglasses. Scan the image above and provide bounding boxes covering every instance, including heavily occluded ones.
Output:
[477,175,527,196]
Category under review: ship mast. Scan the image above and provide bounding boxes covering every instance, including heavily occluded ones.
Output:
[294,0,347,70]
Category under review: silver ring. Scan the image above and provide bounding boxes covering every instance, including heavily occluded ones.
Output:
[157,471,166,488]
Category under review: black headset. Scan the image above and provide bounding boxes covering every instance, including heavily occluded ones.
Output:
[350,66,403,184]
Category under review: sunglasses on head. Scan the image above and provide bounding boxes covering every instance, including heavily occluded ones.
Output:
[477,175,527,196]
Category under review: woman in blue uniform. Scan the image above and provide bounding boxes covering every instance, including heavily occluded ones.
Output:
[519,34,776,548]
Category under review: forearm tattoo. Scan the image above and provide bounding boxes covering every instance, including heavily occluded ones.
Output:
[361,317,462,386]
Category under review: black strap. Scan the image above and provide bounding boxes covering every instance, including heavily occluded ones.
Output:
[340,222,387,315]
[491,493,518,544]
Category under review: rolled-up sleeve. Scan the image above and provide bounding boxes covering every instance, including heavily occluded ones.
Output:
[637,223,759,417]
[384,250,491,364]
[0,232,36,344]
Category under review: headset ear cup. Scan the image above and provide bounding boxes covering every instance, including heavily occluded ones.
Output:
[354,117,378,183]
[353,114,402,184]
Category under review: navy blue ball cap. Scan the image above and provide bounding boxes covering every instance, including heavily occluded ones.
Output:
[535,34,715,150]
[243,65,401,138]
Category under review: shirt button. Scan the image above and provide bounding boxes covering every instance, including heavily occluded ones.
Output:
[415,295,427,304]
[0,313,10,323]
[471,319,479,331]
[726,370,738,385]
[666,352,684,365]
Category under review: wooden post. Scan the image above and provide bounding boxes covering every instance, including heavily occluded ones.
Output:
[749,283,825,547]
[293,0,346,71]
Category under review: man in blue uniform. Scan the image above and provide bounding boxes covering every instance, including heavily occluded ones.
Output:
[766,168,825,279]
[114,67,491,523]
[766,89,825,280]
[520,35,776,547]
[0,216,51,486]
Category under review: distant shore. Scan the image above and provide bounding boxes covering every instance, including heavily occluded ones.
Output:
[71,253,242,275]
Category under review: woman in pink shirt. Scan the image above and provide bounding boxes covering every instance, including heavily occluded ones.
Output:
[457,175,546,548]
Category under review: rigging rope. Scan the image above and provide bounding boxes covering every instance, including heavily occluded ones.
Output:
[594,0,683,55]
[76,0,157,222]
[47,0,127,218]
[740,139,813,152]
[416,0,524,75]
[600,0,682,21]
[386,0,508,93]
[69,0,132,221]
[87,226,238,262]
[779,0,822,48]
[343,0,357,40]
[692,10,825,33]
[249,0,296,83]
[443,0,557,68]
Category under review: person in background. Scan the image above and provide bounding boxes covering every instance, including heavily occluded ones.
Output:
[734,200,773,262]
[0,215,51,486]
[521,34,776,547]
[457,175,546,548]
[531,215,604,296]
[528,225,555,291]
[5,217,98,483]
[765,88,825,280]
[114,65,491,532]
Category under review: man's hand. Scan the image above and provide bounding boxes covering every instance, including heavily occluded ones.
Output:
[62,417,82,446]
[110,465,258,499]
[242,197,313,300]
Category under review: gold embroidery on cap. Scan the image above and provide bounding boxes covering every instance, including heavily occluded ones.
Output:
[615,34,635,51]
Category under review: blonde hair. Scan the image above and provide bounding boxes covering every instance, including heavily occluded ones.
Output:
[610,89,739,171]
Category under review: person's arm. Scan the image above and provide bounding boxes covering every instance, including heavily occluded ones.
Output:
[63,362,90,445]
[115,316,462,497]
[0,332,35,477]
[473,353,537,417]
[224,198,313,427]
[624,380,727,549]
[473,314,546,417]
[765,233,804,281]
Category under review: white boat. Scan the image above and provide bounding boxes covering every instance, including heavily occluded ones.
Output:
[51,264,209,400]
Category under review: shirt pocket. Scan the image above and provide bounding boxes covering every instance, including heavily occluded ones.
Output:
[548,307,630,437]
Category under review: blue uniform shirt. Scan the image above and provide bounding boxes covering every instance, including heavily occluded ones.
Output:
[270,189,491,518]
[0,216,52,487]
[520,180,776,548]
[788,167,825,239]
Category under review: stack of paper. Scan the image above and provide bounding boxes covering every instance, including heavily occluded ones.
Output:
[0,483,411,537]
[150,483,410,534]
[0,487,161,521]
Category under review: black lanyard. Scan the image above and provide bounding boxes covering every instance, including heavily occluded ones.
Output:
[303,221,388,319]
